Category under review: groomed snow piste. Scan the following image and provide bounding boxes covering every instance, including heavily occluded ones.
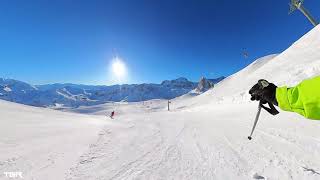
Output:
[1,25,320,180]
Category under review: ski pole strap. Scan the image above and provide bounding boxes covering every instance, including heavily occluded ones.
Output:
[260,102,279,115]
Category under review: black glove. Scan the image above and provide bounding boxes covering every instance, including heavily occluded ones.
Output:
[249,79,278,106]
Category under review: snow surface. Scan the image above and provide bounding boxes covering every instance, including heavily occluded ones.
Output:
[0,100,106,180]
[1,25,320,180]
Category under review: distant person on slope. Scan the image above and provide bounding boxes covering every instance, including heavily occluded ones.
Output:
[249,76,320,120]
[110,111,115,119]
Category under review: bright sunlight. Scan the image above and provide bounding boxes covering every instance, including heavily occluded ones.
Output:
[111,57,127,80]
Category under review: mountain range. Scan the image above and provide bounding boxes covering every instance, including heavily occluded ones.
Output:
[0,76,224,108]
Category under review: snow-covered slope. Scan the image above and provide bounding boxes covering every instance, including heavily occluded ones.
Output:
[0,100,106,180]
[188,25,320,108]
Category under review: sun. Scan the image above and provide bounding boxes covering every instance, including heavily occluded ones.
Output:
[111,57,127,79]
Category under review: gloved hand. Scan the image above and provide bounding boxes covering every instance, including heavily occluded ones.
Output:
[249,79,278,106]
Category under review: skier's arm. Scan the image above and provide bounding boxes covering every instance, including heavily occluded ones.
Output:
[276,76,320,120]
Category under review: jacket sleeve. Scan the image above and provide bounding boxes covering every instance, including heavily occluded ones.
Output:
[276,76,320,120]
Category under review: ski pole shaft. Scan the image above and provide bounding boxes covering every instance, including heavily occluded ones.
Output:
[248,102,262,140]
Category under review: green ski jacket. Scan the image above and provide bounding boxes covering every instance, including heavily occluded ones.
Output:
[276,76,320,120]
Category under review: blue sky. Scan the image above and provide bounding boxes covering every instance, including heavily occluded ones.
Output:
[0,0,319,85]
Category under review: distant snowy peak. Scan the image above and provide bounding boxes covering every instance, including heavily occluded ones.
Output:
[195,76,225,93]
[196,77,215,92]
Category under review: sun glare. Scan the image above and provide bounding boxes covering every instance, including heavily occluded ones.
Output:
[111,57,127,79]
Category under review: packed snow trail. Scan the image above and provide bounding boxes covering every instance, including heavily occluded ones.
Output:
[67,102,320,180]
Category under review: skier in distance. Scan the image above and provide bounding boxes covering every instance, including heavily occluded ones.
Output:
[110,111,115,119]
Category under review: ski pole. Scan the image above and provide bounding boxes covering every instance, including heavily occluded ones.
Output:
[248,101,262,140]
